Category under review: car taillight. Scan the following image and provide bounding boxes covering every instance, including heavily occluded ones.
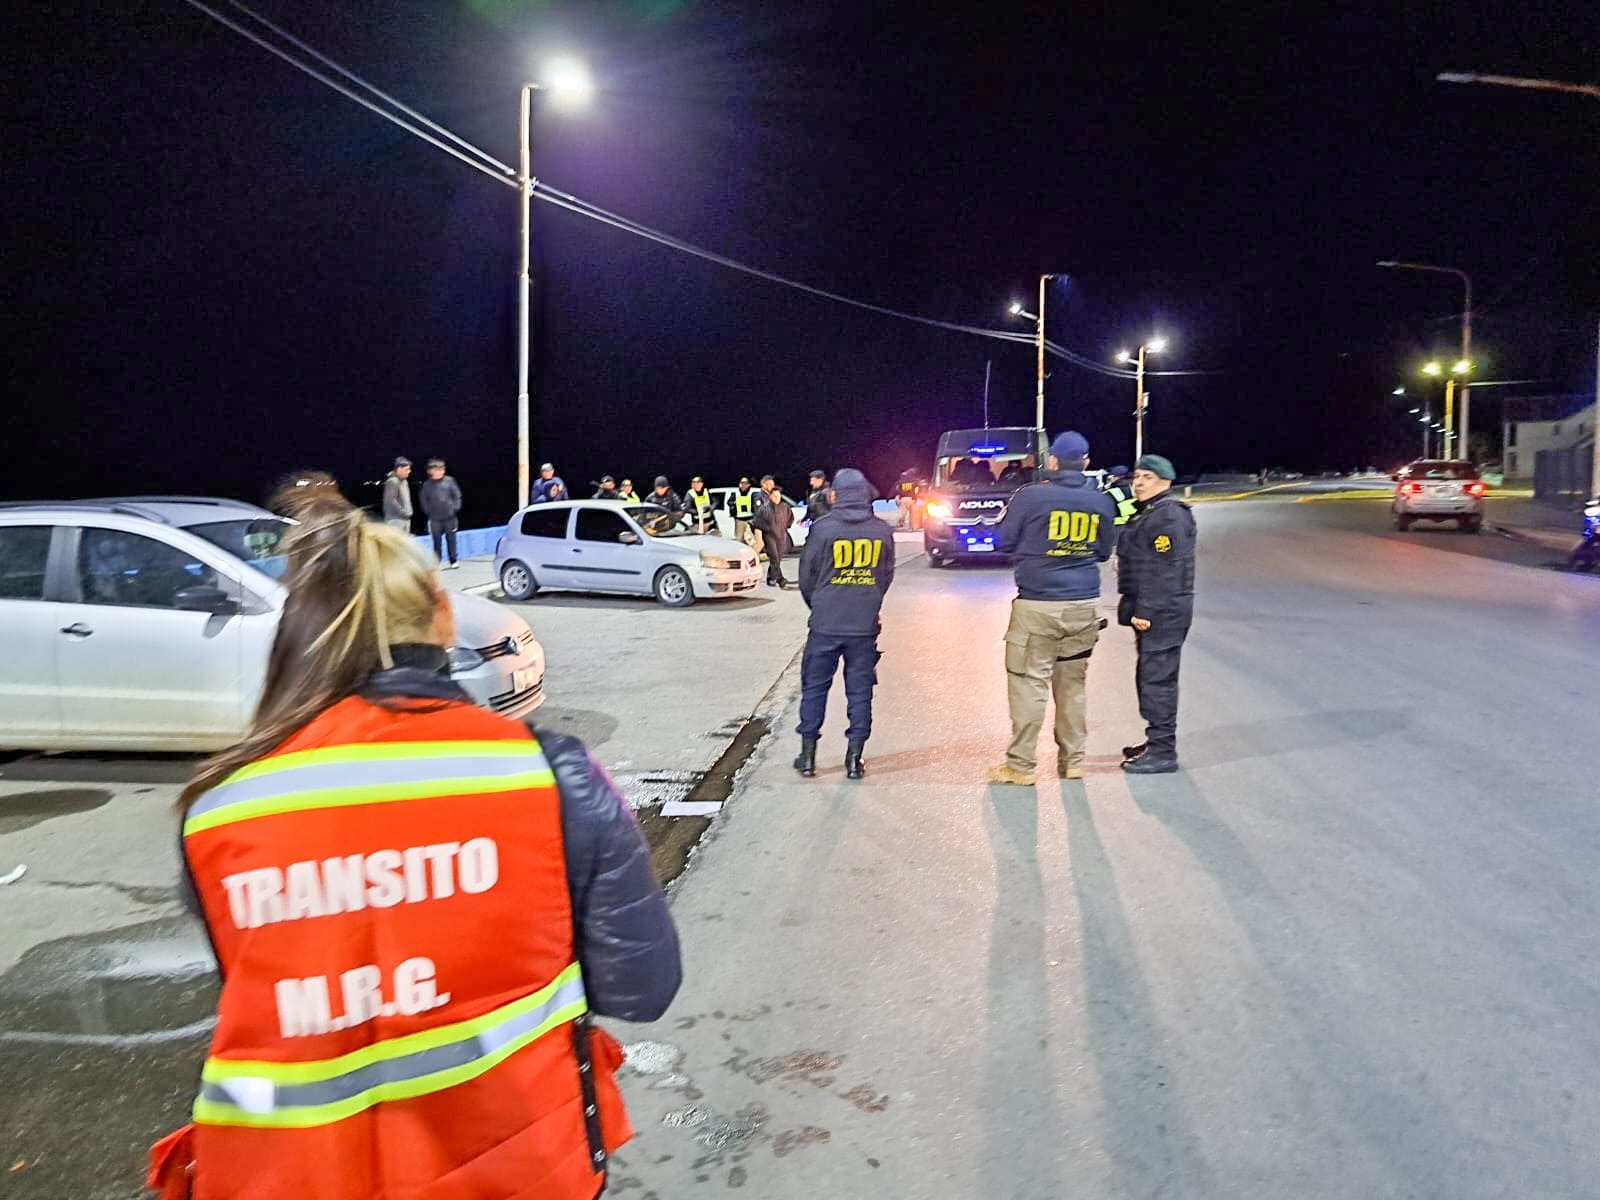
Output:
[1465,481,1485,496]
[1400,482,1421,495]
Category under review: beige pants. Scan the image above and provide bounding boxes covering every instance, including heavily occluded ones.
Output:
[1004,597,1100,774]
[735,519,756,549]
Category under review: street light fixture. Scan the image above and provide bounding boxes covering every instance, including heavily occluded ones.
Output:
[1116,337,1166,460]
[517,59,593,509]
[1378,260,1473,460]
[1419,359,1472,458]
[1007,275,1059,432]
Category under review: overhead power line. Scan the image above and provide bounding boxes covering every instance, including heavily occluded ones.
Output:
[182,0,1214,379]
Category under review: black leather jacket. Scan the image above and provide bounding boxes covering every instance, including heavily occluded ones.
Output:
[183,651,681,1024]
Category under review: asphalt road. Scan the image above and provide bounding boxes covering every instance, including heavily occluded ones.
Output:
[4,491,1597,1196]
[610,492,1600,1199]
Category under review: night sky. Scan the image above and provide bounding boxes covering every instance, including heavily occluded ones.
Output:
[8,0,1598,521]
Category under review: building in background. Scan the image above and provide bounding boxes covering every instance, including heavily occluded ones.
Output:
[1502,394,1595,501]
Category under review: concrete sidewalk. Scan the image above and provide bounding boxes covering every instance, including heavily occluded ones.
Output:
[1485,497,1583,556]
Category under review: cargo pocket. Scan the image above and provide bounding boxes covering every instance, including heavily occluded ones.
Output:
[1005,632,1055,679]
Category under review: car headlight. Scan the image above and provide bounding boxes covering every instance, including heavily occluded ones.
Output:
[925,501,951,519]
[699,551,734,570]
[446,646,485,673]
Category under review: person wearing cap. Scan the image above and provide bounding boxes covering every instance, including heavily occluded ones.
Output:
[685,476,716,533]
[648,476,683,516]
[420,458,463,569]
[593,475,621,500]
[794,469,895,780]
[381,456,413,532]
[988,431,1116,786]
[726,476,760,549]
[804,470,832,524]
[616,479,642,503]
[531,463,566,505]
[1116,453,1197,774]
[1102,464,1138,527]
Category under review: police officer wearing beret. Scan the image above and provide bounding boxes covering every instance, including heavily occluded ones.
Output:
[989,431,1116,786]
[1116,453,1197,774]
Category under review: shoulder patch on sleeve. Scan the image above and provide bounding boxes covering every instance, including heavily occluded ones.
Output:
[1153,534,1172,553]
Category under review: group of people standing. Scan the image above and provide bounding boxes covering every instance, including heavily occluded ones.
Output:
[381,456,463,568]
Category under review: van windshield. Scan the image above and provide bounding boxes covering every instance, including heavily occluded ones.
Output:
[936,455,1036,490]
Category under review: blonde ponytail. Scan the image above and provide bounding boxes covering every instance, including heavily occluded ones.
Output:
[180,490,443,810]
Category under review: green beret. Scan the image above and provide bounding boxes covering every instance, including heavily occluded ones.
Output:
[1135,454,1177,481]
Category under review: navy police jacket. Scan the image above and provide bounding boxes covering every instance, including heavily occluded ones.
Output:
[1116,489,1197,650]
[798,500,896,636]
[997,470,1116,601]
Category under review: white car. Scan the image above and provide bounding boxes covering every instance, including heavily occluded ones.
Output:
[494,500,761,606]
[704,487,810,550]
[0,497,545,752]
[1392,460,1485,532]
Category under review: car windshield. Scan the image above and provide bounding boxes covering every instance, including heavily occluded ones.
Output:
[627,505,693,537]
[936,455,1036,490]
[185,517,293,578]
[1401,462,1479,481]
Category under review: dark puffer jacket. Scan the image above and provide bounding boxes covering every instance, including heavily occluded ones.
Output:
[182,657,682,1023]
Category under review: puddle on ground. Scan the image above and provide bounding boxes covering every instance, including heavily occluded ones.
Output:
[0,916,217,1042]
[0,789,113,836]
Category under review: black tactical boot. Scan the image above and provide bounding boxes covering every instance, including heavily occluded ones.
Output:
[793,737,818,778]
[1121,750,1179,774]
[1122,741,1147,761]
[845,740,866,780]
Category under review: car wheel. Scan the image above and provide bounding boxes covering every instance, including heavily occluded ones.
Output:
[1461,516,1482,534]
[928,552,947,569]
[1394,514,1412,531]
[500,560,538,601]
[654,565,695,607]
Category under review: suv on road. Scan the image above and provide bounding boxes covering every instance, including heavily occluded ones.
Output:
[1392,460,1485,533]
[0,497,545,751]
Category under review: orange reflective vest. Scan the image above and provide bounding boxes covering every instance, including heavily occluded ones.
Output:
[181,695,630,1200]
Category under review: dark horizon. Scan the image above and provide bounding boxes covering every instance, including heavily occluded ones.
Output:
[8,0,1597,519]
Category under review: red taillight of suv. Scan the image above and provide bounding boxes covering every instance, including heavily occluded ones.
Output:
[1465,481,1486,497]
[1400,482,1422,496]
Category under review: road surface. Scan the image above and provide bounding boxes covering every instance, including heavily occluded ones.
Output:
[3,492,1597,1197]
[610,493,1600,1198]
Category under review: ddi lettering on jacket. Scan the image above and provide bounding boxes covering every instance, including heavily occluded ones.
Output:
[1046,510,1102,557]
[222,838,500,1038]
[830,538,884,585]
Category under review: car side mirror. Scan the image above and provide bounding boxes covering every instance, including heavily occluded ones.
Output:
[618,531,641,545]
[175,585,240,615]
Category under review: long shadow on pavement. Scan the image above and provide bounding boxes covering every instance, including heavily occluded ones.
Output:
[981,787,1067,1200]
[1060,787,1214,1198]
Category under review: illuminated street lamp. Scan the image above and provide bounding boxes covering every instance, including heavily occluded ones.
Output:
[1421,359,1472,458]
[517,58,594,508]
[1008,275,1059,432]
[1116,337,1167,460]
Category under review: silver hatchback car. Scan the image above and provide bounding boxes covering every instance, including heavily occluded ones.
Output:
[1392,460,1486,533]
[0,497,545,752]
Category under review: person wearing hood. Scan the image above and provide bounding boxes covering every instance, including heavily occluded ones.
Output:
[989,431,1116,786]
[794,469,896,780]
[648,476,683,515]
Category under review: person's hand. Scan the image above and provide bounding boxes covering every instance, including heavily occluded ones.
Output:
[1131,617,1152,632]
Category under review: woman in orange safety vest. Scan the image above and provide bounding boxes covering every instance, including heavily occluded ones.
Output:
[153,490,680,1200]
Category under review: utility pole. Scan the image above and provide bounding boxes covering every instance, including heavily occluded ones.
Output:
[1134,345,1148,462]
[1378,261,1471,456]
[982,359,992,429]
[1034,274,1049,432]
[516,84,533,511]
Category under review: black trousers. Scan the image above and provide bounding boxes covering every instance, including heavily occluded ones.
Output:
[1134,636,1184,754]
[797,633,878,742]
[429,517,459,564]
[764,529,790,582]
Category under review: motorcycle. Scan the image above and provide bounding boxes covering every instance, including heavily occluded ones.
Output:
[1569,498,1600,573]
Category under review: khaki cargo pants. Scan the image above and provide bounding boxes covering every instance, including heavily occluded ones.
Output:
[1004,597,1100,774]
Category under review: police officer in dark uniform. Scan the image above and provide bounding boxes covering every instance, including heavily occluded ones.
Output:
[794,469,895,780]
[1116,453,1197,774]
[805,469,833,523]
[1102,465,1138,528]
[989,431,1116,785]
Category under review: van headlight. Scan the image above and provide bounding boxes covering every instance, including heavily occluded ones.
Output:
[446,646,485,673]
[699,551,734,570]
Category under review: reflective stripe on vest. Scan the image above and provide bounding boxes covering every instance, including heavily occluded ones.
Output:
[689,491,712,513]
[194,962,587,1129]
[733,493,754,517]
[1108,486,1138,525]
[184,741,554,835]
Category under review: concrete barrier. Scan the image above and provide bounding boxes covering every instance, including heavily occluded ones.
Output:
[413,526,503,561]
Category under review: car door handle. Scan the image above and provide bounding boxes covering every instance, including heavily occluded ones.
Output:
[60,623,94,638]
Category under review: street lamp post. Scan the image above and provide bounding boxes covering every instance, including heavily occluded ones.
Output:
[1378,260,1472,458]
[516,59,593,510]
[1009,274,1056,431]
[1116,338,1167,461]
